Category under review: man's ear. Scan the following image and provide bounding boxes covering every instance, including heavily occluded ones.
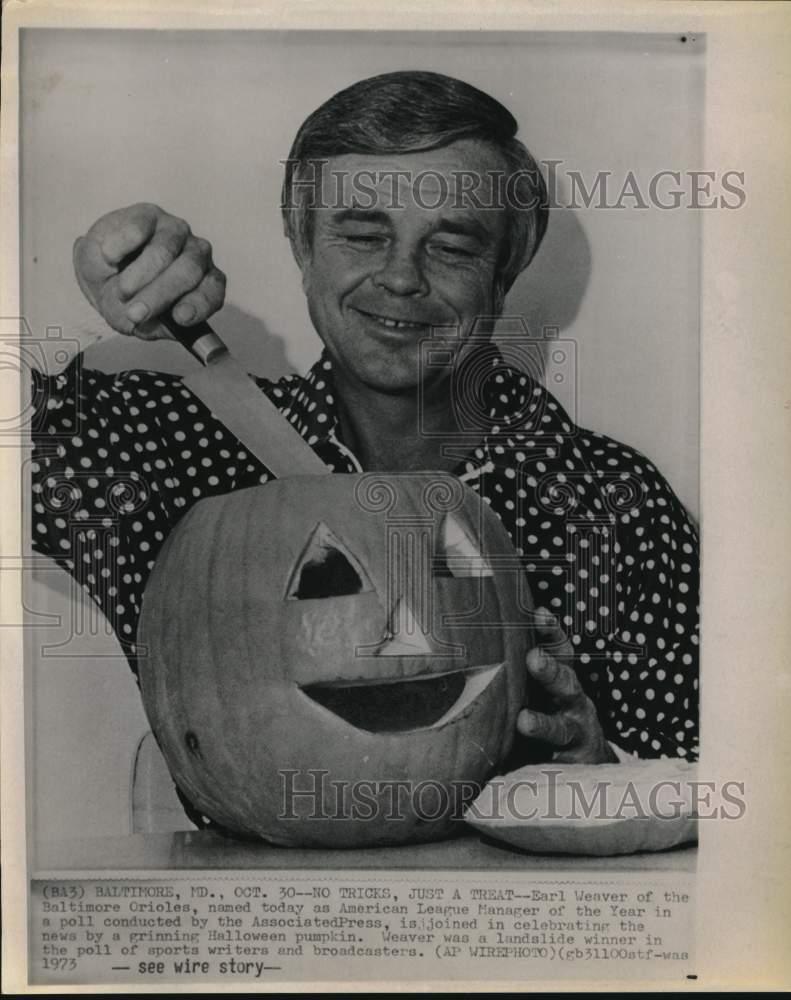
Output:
[283,209,311,276]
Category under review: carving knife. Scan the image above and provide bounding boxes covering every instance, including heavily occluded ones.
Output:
[164,316,331,479]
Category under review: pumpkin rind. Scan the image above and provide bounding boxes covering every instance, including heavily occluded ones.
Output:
[464,761,699,856]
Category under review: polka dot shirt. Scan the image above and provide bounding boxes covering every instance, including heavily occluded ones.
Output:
[31,347,699,763]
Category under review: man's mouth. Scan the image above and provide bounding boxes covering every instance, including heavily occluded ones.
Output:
[353,307,433,332]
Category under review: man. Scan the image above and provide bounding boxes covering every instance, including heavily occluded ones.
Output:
[31,72,699,807]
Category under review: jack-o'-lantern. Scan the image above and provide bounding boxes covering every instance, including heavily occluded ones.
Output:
[137,472,534,847]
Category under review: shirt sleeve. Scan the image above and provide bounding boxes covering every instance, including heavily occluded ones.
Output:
[592,453,700,762]
[30,354,270,671]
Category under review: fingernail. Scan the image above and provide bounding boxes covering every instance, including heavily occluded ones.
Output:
[528,648,548,674]
[518,711,536,734]
[127,301,150,323]
[174,303,195,324]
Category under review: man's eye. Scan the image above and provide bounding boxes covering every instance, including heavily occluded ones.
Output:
[344,233,386,246]
[431,243,475,259]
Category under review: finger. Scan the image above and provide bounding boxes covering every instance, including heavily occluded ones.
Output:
[95,203,162,266]
[122,240,212,326]
[170,267,227,325]
[532,606,573,664]
[517,708,576,748]
[117,219,192,299]
[123,315,176,341]
[526,646,584,708]
[91,279,145,336]
[73,236,116,308]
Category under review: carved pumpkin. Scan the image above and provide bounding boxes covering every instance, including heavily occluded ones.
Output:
[137,472,534,847]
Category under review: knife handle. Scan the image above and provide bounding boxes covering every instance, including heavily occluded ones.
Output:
[161,315,228,366]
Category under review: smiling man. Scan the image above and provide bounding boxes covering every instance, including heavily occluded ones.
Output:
[295,142,516,473]
[31,71,699,826]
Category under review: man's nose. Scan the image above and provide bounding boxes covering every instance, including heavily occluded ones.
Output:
[372,246,428,296]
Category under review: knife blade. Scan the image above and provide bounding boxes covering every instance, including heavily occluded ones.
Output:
[165,316,330,479]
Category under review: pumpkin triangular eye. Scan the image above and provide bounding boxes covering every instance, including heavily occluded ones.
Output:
[287,522,373,599]
[435,513,493,578]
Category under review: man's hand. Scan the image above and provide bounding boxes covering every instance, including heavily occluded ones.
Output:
[73,203,226,340]
[518,607,617,764]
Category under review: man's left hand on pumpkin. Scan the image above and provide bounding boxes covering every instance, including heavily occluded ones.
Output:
[517,607,618,764]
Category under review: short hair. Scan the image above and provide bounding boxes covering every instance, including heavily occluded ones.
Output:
[281,71,549,296]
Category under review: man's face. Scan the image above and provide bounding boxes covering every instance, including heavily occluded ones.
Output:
[297,139,509,394]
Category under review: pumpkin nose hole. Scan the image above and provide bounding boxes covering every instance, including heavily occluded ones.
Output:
[302,672,466,732]
[185,731,201,756]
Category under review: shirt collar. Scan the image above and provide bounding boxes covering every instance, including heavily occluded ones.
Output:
[279,351,342,444]
[281,346,548,468]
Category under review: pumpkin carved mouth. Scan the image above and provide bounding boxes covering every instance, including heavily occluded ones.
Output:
[301,662,502,733]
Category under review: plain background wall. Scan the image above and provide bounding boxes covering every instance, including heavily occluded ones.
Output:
[20,30,703,842]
